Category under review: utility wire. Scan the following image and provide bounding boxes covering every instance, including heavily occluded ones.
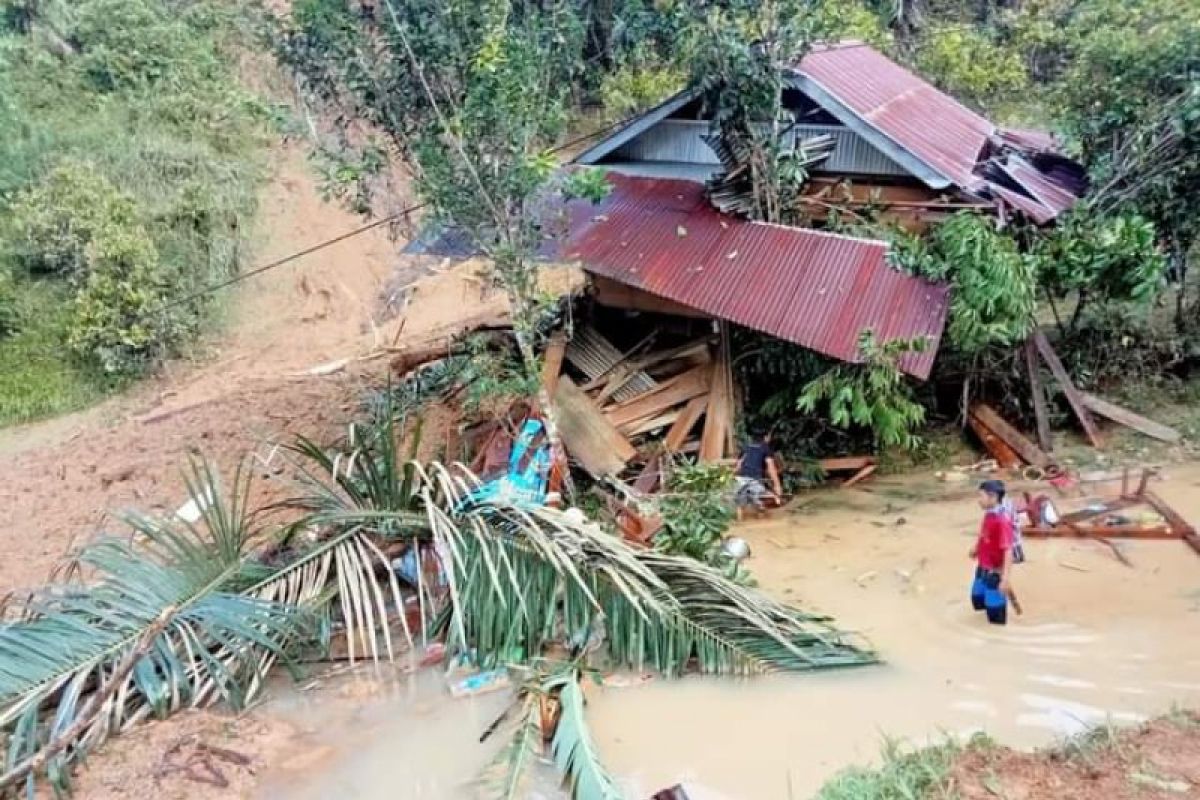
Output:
[3,109,644,368]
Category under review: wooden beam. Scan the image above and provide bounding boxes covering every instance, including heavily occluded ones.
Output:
[1024,337,1053,452]
[605,365,712,428]
[621,409,683,437]
[664,395,707,452]
[966,409,1023,469]
[699,335,732,462]
[1079,393,1181,443]
[590,276,709,319]
[1142,490,1197,537]
[541,332,568,398]
[554,377,636,478]
[970,404,1053,468]
[1024,525,1178,540]
[819,456,876,472]
[1032,330,1103,448]
[633,454,663,495]
[843,464,877,488]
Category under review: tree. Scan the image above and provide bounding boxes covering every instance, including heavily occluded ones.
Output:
[278,0,601,454]
[1031,208,1165,331]
[688,0,820,224]
[1054,0,1200,323]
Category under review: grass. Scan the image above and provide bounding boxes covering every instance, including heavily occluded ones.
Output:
[812,737,975,800]
[0,282,118,426]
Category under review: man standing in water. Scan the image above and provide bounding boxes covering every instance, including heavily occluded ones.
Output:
[970,479,1015,625]
[734,430,783,521]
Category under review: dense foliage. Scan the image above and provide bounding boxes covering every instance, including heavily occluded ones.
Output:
[0,0,268,421]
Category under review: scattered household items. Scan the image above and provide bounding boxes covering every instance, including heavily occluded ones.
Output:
[448,666,511,699]
[720,536,751,562]
[1021,468,1199,558]
[461,418,552,507]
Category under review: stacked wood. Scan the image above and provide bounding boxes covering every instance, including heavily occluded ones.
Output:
[541,326,740,486]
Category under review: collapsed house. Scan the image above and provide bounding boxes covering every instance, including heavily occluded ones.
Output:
[573,40,1087,229]
[403,40,1095,498]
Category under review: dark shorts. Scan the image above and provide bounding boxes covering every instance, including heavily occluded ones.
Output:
[970,566,1007,625]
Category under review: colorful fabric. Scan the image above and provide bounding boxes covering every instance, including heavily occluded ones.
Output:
[461,419,550,509]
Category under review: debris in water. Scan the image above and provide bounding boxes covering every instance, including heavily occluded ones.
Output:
[449,668,510,699]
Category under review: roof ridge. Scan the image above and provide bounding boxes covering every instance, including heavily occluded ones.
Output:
[747,218,891,250]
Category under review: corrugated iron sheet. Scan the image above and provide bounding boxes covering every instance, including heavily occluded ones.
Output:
[796,42,995,189]
[561,174,949,379]
[1001,155,1079,217]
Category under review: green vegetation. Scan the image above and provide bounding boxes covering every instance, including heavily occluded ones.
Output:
[814,738,967,800]
[0,0,270,424]
[0,393,873,795]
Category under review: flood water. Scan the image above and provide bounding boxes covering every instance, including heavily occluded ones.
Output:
[258,469,1200,799]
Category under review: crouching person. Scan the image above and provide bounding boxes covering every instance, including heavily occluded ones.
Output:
[734,431,783,521]
[970,479,1015,625]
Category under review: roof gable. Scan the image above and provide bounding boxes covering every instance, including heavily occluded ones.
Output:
[575,42,996,191]
[791,42,994,190]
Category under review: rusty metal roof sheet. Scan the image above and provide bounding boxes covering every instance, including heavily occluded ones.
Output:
[562,174,949,379]
[1000,155,1079,217]
[793,42,995,190]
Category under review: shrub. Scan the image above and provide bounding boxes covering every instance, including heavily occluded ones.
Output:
[0,271,18,337]
[67,225,180,376]
[653,461,735,564]
[598,61,685,121]
[6,160,140,279]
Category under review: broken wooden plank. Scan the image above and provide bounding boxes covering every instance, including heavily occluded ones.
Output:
[606,365,712,429]
[970,404,1052,468]
[633,454,663,494]
[541,332,568,398]
[554,377,636,478]
[966,411,1022,469]
[663,395,707,452]
[1079,393,1181,444]
[843,464,877,488]
[1032,330,1103,448]
[1024,525,1178,540]
[700,343,731,463]
[621,409,683,438]
[719,324,736,456]
[819,456,876,472]
[1024,337,1053,453]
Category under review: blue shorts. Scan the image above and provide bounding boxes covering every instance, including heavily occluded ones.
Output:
[970,567,1007,625]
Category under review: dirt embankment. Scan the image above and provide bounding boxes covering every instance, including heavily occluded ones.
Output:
[0,148,406,591]
[950,713,1200,800]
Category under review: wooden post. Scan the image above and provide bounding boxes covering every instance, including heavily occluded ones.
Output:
[1024,337,1053,452]
[1032,330,1103,448]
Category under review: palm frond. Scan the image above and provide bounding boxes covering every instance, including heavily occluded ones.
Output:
[546,671,623,800]
[0,461,308,797]
[477,694,542,800]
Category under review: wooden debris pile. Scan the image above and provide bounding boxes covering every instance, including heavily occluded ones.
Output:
[547,324,739,483]
[1022,467,1199,558]
[968,330,1182,476]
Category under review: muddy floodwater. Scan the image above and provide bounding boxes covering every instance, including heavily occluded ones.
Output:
[258,469,1200,799]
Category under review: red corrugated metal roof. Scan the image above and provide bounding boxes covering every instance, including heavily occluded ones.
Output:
[796,42,994,189]
[561,174,950,379]
[989,183,1056,226]
[1001,156,1078,217]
